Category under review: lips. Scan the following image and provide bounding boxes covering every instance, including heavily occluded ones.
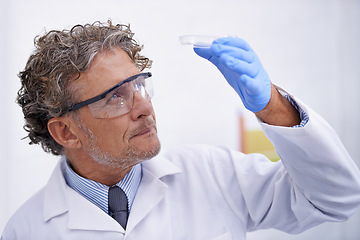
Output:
[130,120,157,139]
[133,126,154,137]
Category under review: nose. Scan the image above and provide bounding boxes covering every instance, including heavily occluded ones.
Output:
[130,91,154,120]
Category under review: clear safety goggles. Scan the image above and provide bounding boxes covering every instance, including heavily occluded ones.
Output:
[65,72,153,119]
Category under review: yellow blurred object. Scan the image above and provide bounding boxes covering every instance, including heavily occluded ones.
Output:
[243,130,279,162]
[239,113,280,162]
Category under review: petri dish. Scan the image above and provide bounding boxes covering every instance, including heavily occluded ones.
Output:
[179,35,227,48]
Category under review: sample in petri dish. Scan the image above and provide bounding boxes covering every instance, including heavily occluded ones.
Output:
[179,35,227,48]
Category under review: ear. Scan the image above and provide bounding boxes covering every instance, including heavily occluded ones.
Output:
[48,117,82,149]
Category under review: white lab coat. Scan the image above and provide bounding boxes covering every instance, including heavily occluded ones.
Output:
[2,99,360,240]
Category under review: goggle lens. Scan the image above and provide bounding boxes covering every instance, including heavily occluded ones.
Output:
[88,75,153,119]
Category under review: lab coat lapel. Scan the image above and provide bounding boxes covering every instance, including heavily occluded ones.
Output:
[125,156,181,235]
[44,156,181,235]
[66,187,123,233]
[43,157,123,233]
[43,158,68,222]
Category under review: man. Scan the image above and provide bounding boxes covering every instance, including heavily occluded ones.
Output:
[2,20,360,239]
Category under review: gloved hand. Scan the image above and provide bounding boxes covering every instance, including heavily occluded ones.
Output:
[194,37,271,112]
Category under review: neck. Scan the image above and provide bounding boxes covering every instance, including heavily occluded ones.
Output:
[65,151,132,186]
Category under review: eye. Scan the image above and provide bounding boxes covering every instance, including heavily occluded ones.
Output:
[110,92,122,100]
[106,90,126,106]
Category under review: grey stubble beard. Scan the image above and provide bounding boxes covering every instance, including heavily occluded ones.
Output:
[74,115,161,170]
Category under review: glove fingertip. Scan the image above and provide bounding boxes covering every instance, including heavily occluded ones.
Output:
[193,47,212,60]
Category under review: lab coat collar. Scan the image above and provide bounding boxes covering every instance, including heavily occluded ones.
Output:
[42,155,182,234]
[66,185,123,232]
[126,155,182,235]
[142,153,182,178]
[43,157,124,233]
[43,157,68,222]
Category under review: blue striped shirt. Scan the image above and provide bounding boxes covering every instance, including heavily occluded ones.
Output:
[280,90,309,127]
[64,161,142,214]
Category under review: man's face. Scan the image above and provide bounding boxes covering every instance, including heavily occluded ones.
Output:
[70,48,160,169]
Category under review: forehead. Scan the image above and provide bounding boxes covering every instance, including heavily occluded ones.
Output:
[73,48,140,101]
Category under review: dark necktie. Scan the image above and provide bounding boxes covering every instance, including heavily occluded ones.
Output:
[108,186,129,229]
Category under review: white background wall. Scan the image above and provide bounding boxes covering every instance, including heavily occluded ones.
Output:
[1,0,360,239]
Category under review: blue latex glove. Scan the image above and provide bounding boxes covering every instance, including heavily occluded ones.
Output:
[194,37,271,112]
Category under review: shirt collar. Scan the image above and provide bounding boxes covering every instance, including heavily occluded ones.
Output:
[64,160,142,214]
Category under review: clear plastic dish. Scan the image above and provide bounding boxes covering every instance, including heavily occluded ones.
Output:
[179,35,226,48]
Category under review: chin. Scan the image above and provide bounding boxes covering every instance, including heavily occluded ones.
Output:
[88,136,161,169]
[133,140,161,161]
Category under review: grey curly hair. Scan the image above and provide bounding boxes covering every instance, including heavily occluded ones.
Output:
[17,20,152,156]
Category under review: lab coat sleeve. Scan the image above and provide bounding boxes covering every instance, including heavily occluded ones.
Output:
[252,97,360,232]
[210,96,360,234]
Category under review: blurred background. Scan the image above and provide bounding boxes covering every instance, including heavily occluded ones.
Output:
[1,0,359,239]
